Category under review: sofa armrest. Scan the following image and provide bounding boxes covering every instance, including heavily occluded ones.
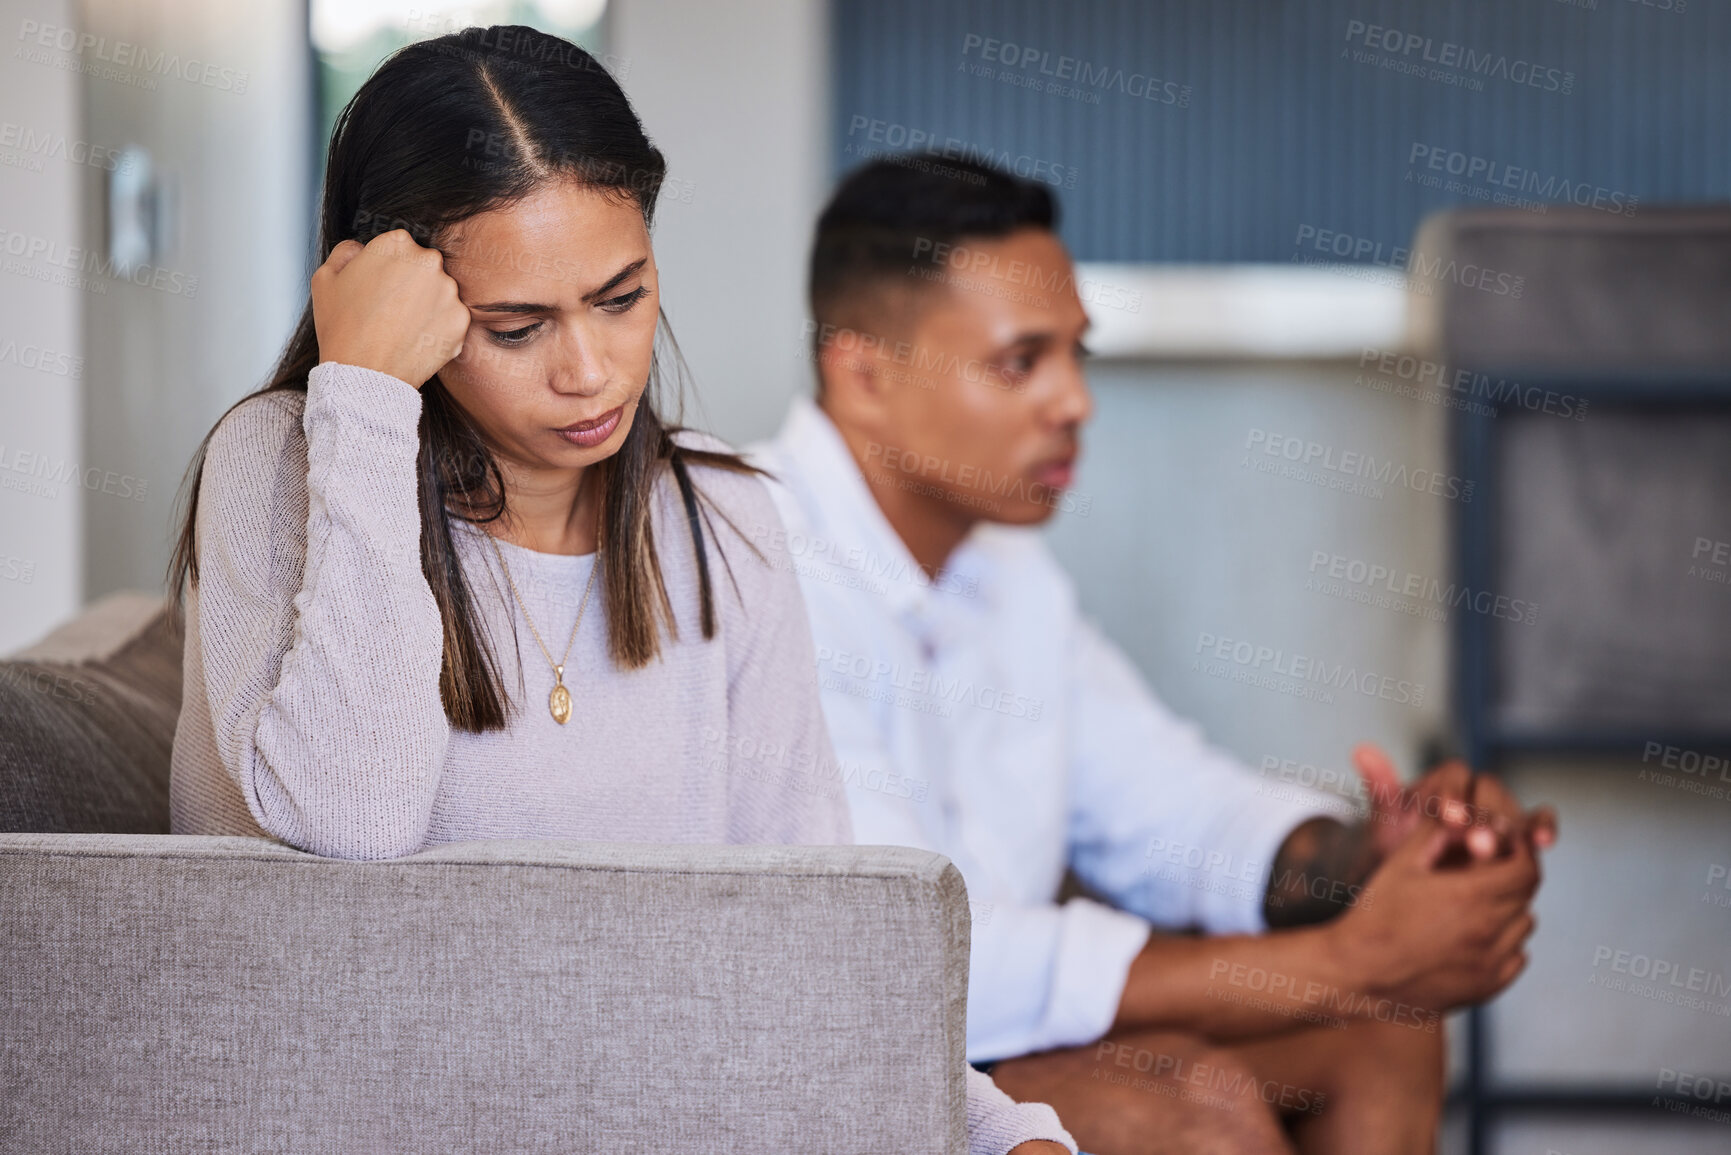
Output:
[0,834,970,1154]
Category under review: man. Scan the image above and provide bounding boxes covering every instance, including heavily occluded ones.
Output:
[746,158,1556,1154]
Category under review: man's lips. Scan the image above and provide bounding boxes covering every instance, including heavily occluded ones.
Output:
[555,406,623,447]
[1031,457,1076,489]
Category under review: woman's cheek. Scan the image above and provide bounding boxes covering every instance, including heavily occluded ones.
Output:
[625,306,659,380]
[458,337,532,389]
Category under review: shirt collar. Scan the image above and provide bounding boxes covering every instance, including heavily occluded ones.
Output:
[770,393,995,624]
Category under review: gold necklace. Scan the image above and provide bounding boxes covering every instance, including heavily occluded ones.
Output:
[487,533,600,724]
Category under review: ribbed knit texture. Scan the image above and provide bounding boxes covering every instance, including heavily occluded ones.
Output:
[168,361,1075,1155]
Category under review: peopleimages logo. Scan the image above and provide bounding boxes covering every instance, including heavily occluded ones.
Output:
[1206,959,1440,1033]
[1408,144,1637,217]
[1245,428,1475,503]
[801,320,1025,394]
[1093,1041,1328,1115]
[843,115,1080,190]
[1194,630,1426,707]
[910,237,1144,314]
[0,337,82,378]
[0,442,149,502]
[1357,348,1587,421]
[1590,945,1731,1003]
[1342,20,1574,95]
[814,644,1045,721]
[961,32,1192,107]
[1307,550,1539,625]
[1294,225,1525,298]
[1687,537,1731,592]
[0,226,198,298]
[16,20,249,93]
[0,121,136,174]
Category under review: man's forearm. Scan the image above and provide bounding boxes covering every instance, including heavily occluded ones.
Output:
[1110,818,1402,1042]
[1108,922,1393,1042]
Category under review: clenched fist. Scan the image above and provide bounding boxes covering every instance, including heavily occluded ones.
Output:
[310,229,471,390]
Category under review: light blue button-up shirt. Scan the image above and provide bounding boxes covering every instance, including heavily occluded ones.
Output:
[747,394,1341,1063]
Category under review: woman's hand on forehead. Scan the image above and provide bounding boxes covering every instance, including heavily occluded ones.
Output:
[310,229,472,390]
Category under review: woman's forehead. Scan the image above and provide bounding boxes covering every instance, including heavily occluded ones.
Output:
[443,181,651,299]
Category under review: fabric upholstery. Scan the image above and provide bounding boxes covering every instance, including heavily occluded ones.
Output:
[1,593,972,1151]
[0,594,184,834]
[0,834,971,1153]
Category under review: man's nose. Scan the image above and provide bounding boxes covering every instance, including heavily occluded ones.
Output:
[1050,356,1093,427]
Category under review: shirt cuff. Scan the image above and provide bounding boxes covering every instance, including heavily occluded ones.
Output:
[968,896,1148,1066]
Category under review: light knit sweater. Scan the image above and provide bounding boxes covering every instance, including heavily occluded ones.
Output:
[168,360,1076,1155]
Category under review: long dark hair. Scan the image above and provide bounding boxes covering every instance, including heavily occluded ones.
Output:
[166,25,763,732]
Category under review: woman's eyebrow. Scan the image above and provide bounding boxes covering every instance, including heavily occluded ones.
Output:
[580,257,648,303]
[467,257,648,313]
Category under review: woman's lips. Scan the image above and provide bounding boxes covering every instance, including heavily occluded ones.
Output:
[556,406,623,448]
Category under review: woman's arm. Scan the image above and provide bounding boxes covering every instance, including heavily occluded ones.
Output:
[192,362,451,858]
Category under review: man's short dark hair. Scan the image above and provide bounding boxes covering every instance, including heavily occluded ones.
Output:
[807,156,1058,369]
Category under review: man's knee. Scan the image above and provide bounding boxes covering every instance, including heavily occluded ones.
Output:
[1090,1031,1289,1151]
[1339,1016,1448,1104]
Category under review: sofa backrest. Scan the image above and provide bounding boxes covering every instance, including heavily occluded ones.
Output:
[0,591,184,834]
[0,834,973,1153]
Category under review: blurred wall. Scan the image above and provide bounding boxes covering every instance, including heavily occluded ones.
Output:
[609,0,830,447]
[0,0,83,654]
[1045,360,1452,779]
[78,0,311,607]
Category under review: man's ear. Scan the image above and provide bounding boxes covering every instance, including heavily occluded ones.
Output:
[816,325,892,425]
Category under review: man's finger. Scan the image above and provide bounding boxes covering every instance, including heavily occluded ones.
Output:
[1525,805,1559,850]
[1352,743,1405,811]
[1353,742,1401,788]
[1472,839,1542,900]
[1403,823,1454,871]
[1466,824,1501,860]
[1495,950,1529,989]
[1416,760,1475,826]
[1488,911,1537,959]
[1467,775,1525,857]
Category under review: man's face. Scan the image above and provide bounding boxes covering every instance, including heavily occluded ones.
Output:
[855,227,1093,527]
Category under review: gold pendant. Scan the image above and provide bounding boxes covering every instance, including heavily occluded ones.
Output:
[549,667,572,724]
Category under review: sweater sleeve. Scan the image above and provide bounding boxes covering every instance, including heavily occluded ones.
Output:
[193,361,451,859]
[967,1066,1078,1155]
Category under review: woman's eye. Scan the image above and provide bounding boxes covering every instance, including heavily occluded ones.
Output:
[489,322,541,346]
[601,285,649,313]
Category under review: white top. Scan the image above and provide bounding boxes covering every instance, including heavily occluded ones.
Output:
[748,394,1342,1063]
[168,360,1077,1155]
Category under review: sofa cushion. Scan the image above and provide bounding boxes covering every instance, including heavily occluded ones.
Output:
[0,592,184,834]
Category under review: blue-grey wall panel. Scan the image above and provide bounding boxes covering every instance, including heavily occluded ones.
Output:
[832,0,1730,263]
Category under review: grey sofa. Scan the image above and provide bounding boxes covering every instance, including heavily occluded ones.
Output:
[1,592,974,1153]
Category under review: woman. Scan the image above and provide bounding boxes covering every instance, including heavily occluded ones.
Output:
[165,24,1075,1155]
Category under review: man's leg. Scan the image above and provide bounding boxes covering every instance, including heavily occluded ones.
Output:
[986,1017,1445,1155]
[987,1030,1295,1155]
[1227,1016,1447,1155]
